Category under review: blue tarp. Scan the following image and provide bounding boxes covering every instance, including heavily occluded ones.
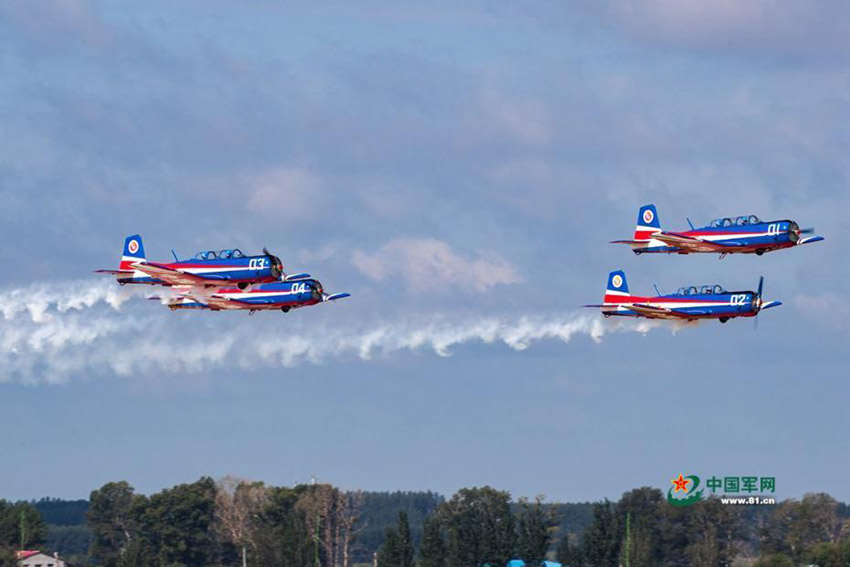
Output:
[505,561,562,567]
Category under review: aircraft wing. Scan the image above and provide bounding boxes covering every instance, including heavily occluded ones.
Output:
[203,295,254,310]
[651,232,741,252]
[94,269,134,276]
[130,261,211,286]
[629,303,696,320]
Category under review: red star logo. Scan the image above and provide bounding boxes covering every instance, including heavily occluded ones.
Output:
[671,474,690,493]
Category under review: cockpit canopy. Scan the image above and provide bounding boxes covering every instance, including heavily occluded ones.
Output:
[674,284,725,296]
[192,249,245,260]
[708,215,760,228]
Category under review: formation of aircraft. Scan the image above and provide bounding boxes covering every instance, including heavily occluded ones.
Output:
[612,204,823,257]
[98,203,821,326]
[588,203,824,324]
[98,235,349,314]
[584,270,780,323]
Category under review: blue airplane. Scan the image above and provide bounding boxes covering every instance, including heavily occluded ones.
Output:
[97,235,309,289]
[585,270,781,323]
[612,204,823,257]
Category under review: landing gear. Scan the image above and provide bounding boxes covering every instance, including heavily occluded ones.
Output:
[755,249,765,256]
[719,317,729,324]
[281,307,290,313]
[238,282,249,290]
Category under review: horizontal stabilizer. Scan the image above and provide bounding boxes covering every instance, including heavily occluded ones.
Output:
[94,269,134,275]
[610,239,647,245]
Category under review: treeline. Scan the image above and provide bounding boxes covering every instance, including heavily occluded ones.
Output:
[553,488,850,567]
[2,480,850,567]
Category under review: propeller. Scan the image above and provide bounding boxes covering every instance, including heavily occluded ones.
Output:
[262,247,284,279]
[798,227,815,234]
[753,275,783,330]
[324,292,351,302]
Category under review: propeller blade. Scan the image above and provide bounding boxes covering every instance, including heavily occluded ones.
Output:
[799,227,815,234]
[284,272,312,282]
[324,293,351,302]
[757,276,764,299]
[760,300,782,310]
[263,247,272,257]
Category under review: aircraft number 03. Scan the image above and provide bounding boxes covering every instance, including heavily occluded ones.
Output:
[248,258,268,270]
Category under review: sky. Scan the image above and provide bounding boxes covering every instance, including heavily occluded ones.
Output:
[1,0,849,503]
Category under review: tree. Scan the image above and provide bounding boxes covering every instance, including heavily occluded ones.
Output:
[556,533,583,567]
[132,477,217,567]
[516,496,554,564]
[581,500,621,567]
[618,487,663,567]
[377,512,413,567]
[418,515,446,567]
[0,501,46,552]
[88,481,137,567]
[215,475,268,567]
[440,486,516,567]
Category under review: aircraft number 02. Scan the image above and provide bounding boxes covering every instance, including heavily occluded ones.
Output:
[729,294,748,306]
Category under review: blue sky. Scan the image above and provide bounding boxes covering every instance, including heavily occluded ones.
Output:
[1,1,848,502]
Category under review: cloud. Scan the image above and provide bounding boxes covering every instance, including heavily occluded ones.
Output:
[605,0,850,60]
[352,238,522,293]
[0,280,667,385]
[244,167,325,222]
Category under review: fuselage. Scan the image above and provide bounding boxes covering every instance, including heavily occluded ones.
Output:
[119,255,283,286]
[169,279,325,311]
[636,220,800,254]
[603,290,760,320]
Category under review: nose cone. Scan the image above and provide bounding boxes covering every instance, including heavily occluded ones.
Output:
[311,281,324,300]
[788,221,800,243]
[270,256,283,278]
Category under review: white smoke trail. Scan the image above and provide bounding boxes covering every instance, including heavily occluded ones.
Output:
[0,281,667,385]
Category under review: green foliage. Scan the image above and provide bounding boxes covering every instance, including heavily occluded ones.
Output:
[418,515,446,567]
[33,498,89,526]
[516,496,554,565]
[581,499,621,567]
[754,553,794,567]
[439,486,516,567]
[354,491,442,564]
[377,512,414,567]
[88,481,138,566]
[132,476,217,567]
[0,500,46,550]
[47,524,93,557]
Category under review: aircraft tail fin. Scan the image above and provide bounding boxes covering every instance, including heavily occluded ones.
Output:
[634,204,661,240]
[604,270,631,302]
[119,234,146,270]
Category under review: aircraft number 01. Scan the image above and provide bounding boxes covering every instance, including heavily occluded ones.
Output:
[767,223,782,235]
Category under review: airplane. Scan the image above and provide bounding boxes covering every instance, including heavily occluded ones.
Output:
[157,279,351,314]
[584,270,781,323]
[96,234,310,289]
[612,204,823,257]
